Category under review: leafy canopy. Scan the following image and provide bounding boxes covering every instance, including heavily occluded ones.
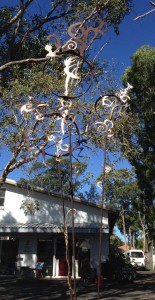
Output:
[121,46,155,206]
[18,157,88,195]
[0,0,133,182]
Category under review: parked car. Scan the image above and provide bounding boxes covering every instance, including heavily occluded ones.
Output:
[102,251,136,282]
[124,249,145,268]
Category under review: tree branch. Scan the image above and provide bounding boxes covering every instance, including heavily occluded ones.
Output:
[0,57,49,72]
[7,0,34,26]
[19,8,73,45]
[0,141,48,184]
[0,1,109,72]
[134,8,155,20]
[14,0,31,38]
[134,1,155,20]
[150,1,155,7]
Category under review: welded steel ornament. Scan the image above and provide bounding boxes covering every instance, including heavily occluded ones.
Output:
[34,19,108,159]
[118,82,133,103]
[45,18,107,59]
[94,83,133,138]
[67,19,107,56]
[20,18,133,163]
[45,18,107,99]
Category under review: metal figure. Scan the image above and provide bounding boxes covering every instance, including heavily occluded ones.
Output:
[64,57,81,96]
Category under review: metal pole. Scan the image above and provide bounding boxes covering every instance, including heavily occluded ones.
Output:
[57,159,73,300]
[69,124,77,300]
[97,133,108,300]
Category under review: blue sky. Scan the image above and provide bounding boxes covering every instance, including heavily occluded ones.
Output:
[103,0,155,81]
[0,0,155,184]
[0,0,154,242]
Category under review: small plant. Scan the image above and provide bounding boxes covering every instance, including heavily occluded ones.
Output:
[20,198,40,215]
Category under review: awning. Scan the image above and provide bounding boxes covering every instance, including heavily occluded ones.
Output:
[0,223,109,234]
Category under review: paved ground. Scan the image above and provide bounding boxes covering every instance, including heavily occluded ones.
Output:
[0,271,155,300]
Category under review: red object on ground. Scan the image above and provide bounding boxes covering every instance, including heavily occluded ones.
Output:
[95,275,104,285]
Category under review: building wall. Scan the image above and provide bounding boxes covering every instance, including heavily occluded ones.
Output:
[0,182,111,277]
[17,235,37,268]
[0,183,108,227]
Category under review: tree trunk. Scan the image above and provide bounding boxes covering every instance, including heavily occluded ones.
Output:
[129,227,132,249]
[121,208,127,245]
[138,210,148,253]
[132,232,135,249]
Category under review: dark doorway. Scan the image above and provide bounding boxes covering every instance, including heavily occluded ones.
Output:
[78,248,90,277]
[37,239,54,276]
[0,238,19,274]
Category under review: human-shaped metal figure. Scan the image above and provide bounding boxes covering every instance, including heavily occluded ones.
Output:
[64,57,81,96]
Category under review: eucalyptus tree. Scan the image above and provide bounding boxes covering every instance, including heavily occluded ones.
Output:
[78,182,101,203]
[18,157,88,194]
[0,0,133,183]
[119,46,155,247]
[99,168,141,246]
[110,232,123,249]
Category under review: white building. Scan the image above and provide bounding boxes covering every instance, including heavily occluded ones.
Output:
[0,179,118,277]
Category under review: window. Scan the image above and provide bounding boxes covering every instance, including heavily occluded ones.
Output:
[0,188,5,209]
[131,251,144,258]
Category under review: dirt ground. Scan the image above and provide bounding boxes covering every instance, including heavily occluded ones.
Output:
[0,270,155,300]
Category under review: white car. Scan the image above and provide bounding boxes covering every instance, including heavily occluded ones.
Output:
[124,250,145,267]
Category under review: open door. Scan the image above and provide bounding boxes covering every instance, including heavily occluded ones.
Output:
[56,238,71,276]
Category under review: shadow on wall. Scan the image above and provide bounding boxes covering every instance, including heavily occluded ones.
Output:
[1,183,108,227]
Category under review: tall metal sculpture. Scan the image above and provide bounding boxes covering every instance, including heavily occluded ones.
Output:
[20,18,132,300]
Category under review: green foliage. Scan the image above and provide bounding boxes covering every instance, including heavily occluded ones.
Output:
[102,0,133,34]
[18,157,88,195]
[98,167,142,242]
[121,46,155,202]
[135,237,143,249]
[100,168,138,207]
[120,46,155,240]
[78,182,101,203]
[110,232,123,248]
[20,198,40,215]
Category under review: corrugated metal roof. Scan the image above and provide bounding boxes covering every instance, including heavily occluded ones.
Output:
[0,222,109,233]
[0,223,61,229]
[0,223,62,233]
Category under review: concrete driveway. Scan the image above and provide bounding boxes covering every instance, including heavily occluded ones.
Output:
[0,271,155,300]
